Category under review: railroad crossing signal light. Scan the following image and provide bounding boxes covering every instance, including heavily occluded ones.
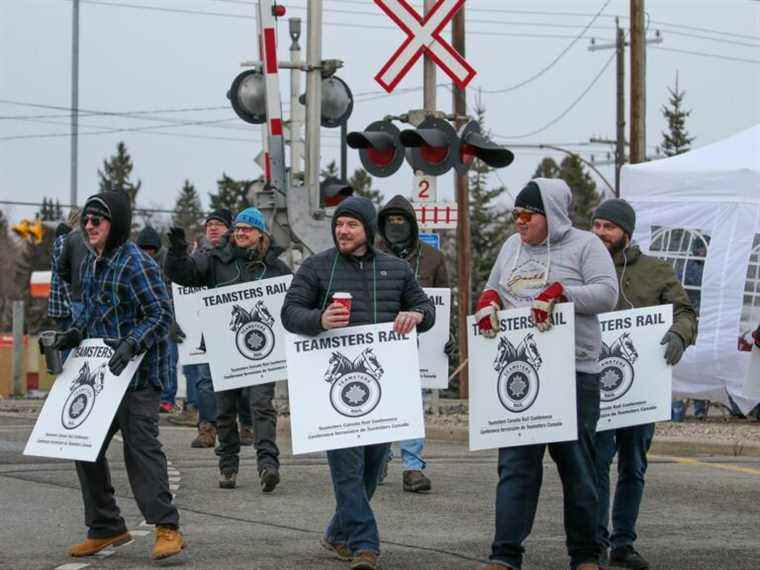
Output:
[400,117,459,176]
[347,120,405,178]
[320,76,354,128]
[455,120,514,174]
[228,69,267,125]
[12,219,45,244]
[320,178,354,207]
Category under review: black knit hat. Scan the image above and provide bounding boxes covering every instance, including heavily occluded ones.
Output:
[593,198,636,238]
[136,226,162,250]
[205,208,232,229]
[514,182,545,215]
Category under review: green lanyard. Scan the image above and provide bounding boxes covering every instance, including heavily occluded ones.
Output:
[321,254,377,324]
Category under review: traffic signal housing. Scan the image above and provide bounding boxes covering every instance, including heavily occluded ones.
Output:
[400,117,460,176]
[228,69,267,125]
[320,177,354,208]
[455,120,514,174]
[347,120,405,178]
[12,219,46,244]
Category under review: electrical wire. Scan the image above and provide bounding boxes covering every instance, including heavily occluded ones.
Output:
[651,45,760,64]
[493,51,616,140]
[477,0,612,94]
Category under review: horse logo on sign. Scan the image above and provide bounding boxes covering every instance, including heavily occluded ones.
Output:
[494,333,542,413]
[229,301,276,361]
[598,332,639,402]
[62,361,106,430]
[323,348,385,418]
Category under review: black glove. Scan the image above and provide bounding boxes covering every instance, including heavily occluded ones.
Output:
[104,337,138,376]
[444,336,456,358]
[661,332,685,366]
[168,226,188,256]
[53,328,82,350]
[169,321,186,343]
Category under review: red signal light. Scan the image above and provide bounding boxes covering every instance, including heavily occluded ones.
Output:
[273,4,286,17]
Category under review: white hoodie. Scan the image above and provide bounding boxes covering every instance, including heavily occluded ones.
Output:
[485,178,618,373]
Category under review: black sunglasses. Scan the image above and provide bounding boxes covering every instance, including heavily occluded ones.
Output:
[83,215,103,227]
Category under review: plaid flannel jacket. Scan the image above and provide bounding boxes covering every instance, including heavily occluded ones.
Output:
[47,234,71,319]
[73,241,173,391]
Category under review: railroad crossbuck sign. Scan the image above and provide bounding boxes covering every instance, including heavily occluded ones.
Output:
[373,0,477,93]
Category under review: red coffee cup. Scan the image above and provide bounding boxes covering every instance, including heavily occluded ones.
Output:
[332,292,352,314]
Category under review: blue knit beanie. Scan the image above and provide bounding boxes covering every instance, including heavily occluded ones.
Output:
[234,207,269,235]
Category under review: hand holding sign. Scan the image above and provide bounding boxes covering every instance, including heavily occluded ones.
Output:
[103,337,138,376]
[394,311,423,335]
[54,328,82,350]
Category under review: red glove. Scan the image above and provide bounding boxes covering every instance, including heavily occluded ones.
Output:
[531,282,566,332]
[475,290,501,339]
[752,326,760,348]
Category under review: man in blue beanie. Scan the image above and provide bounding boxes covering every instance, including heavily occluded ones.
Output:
[167,206,291,492]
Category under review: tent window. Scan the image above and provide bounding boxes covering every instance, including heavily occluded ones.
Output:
[650,226,710,316]
[738,234,760,344]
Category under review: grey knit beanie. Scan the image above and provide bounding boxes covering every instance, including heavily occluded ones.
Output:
[593,198,636,238]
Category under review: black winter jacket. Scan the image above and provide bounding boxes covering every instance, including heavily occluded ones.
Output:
[281,196,435,337]
[166,239,291,289]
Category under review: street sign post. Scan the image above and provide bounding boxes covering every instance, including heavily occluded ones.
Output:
[373,0,476,93]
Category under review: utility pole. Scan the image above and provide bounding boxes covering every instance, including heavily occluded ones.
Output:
[630,0,646,164]
[423,0,437,115]
[615,20,626,195]
[288,17,304,180]
[70,0,80,207]
[452,4,470,399]
[11,301,25,396]
[304,0,323,211]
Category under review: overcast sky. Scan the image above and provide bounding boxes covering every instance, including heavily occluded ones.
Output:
[1,0,758,225]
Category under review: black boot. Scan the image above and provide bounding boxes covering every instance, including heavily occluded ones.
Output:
[609,546,650,570]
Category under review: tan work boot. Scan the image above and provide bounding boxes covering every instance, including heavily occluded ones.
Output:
[403,469,432,492]
[151,525,185,560]
[168,406,198,427]
[67,531,133,557]
[240,424,254,446]
[319,535,351,561]
[350,550,379,570]
[191,421,216,448]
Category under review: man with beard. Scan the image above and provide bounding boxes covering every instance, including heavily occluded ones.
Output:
[53,191,184,561]
[591,199,697,569]
[167,207,289,492]
[281,196,435,570]
[376,194,450,493]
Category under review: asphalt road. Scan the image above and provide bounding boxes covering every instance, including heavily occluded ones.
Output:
[1,415,758,570]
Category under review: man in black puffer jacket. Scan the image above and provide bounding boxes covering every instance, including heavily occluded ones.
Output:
[166,207,290,493]
[281,195,435,570]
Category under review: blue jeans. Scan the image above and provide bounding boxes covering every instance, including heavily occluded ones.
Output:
[326,443,390,555]
[594,422,655,550]
[182,365,198,408]
[239,387,253,427]
[400,438,426,471]
[490,372,601,570]
[161,341,178,405]
[192,363,217,425]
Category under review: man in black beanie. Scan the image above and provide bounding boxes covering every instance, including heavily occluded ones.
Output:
[591,198,697,569]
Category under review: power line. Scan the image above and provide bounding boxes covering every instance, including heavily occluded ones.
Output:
[494,51,616,140]
[0,102,230,121]
[651,45,760,64]
[478,0,612,94]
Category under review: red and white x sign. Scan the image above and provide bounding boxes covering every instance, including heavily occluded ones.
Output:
[373,0,477,93]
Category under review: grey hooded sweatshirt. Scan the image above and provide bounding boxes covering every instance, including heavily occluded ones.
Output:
[485,178,618,373]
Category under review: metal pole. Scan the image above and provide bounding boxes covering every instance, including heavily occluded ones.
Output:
[11,301,25,396]
[340,122,348,183]
[615,19,626,196]
[70,0,80,207]
[289,17,303,179]
[452,5,470,399]
[630,0,645,164]
[423,0,437,114]
[304,0,323,212]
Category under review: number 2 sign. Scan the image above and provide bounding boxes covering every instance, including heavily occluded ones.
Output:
[414,171,437,202]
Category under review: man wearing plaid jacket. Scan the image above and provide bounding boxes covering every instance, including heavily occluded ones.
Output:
[54,191,184,561]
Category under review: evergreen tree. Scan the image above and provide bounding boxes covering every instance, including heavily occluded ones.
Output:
[320,160,339,180]
[531,155,600,230]
[97,141,142,205]
[208,173,253,214]
[37,198,64,222]
[172,180,205,241]
[0,212,20,330]
[661,73,694,157]
[349,168,384,206]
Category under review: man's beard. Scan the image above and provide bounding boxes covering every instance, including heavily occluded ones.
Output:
[338,238,367,256]
[607,235,628,255]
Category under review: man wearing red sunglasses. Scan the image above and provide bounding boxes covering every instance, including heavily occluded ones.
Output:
[476,180,618,570]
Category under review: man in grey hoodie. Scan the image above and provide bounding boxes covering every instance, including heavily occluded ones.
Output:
[477,180,618,570]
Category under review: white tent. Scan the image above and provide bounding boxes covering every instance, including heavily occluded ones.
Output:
[621,125,760,413]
